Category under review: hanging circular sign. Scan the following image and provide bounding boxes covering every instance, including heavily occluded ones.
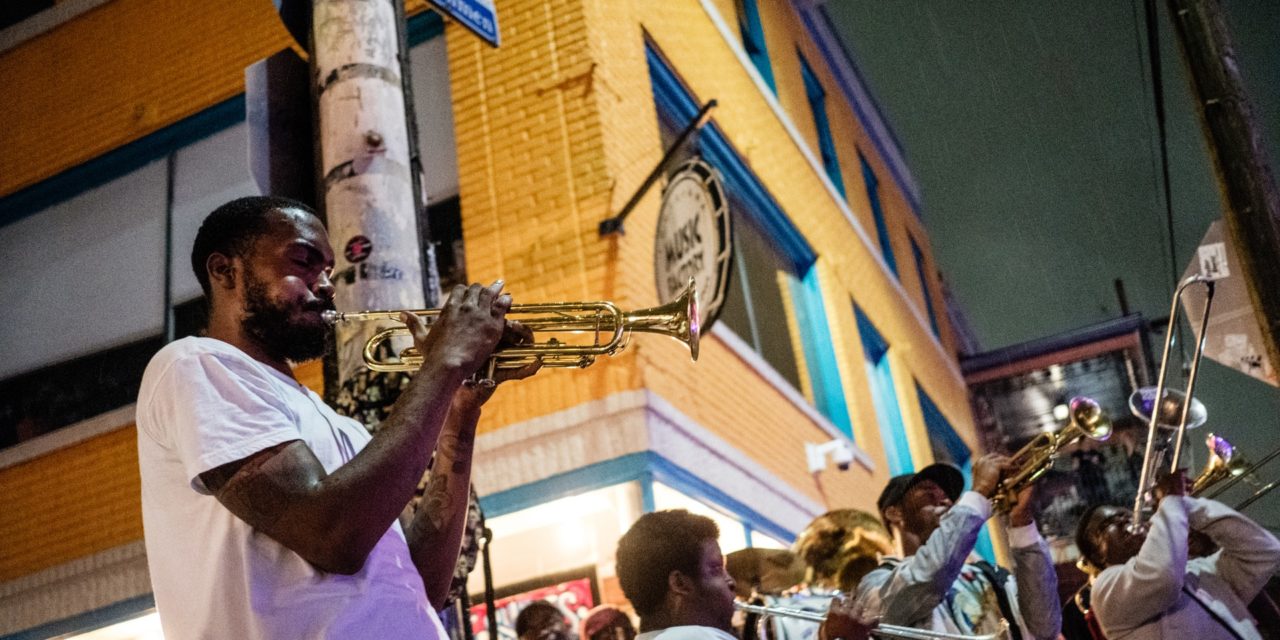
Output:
[654,158,732,330]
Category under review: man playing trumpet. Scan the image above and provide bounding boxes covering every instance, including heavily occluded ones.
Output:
[136,196,538,639]
[852,457,1061,640]
[1075,469,1280,639]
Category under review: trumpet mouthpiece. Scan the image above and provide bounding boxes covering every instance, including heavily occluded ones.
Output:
[321,310,343,324]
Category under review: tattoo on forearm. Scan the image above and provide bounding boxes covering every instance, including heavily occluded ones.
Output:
[422,473,450,531]
[416,430,474,533]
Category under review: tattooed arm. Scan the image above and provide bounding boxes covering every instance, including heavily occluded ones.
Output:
[198,283,509,575]
[405,321,539,610]
[405,392,482,610]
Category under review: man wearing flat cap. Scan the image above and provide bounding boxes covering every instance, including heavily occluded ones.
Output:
[852,456,1061,640]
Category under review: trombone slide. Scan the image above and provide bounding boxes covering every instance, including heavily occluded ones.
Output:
[734,602,1008,640]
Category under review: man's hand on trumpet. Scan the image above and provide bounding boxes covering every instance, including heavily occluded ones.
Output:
[971,453,1009,499]
[401,280,512,382]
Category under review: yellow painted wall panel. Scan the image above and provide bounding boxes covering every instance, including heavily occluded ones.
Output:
[0,0,291,198]
[0,426,142,581]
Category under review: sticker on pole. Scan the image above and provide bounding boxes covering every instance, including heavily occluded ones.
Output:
[427,0,500,47]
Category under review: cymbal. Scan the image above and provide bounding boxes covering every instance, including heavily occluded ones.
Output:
[725,548,806,599]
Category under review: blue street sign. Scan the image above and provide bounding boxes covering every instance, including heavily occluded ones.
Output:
[427,0,500,47]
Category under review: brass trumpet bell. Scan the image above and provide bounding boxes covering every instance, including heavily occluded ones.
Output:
[324,279,700,374]
[991,396,1113,513]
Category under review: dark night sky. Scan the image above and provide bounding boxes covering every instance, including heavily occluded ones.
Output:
[825,1,1280,520]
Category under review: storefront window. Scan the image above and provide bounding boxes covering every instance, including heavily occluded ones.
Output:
[467,483,643,597]
[651,482,751,553]
[61,611,162,640]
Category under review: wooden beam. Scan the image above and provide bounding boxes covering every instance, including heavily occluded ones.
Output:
[1166,0,1280,373]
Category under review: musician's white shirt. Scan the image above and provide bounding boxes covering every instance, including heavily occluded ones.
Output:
[636,626,739,640]
[137,337,447,640]
[1092,495,1280,640]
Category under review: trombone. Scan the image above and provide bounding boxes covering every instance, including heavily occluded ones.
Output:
[324,280,700,380]
[734,602,1008,640]
[1130,274,1216,531]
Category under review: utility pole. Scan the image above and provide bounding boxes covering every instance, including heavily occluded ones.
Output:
[1165,0,1280,370]
[311,0,440,418]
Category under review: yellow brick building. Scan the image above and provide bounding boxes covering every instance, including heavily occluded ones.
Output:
[0,0,981,636]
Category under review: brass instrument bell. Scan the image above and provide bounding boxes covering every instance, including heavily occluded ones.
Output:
[990,396,1113,513]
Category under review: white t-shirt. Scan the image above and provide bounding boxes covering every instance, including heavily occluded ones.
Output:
[635,627,738,640]
[136,336,446,640]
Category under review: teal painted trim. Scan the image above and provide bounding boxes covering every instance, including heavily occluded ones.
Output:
[916,384,969,467]
[478,451,797,544]
[917,385,989,561]
[479,452,652,517]
[648,454,795,543]
[856,305,912,475]
[910,239,940,337]
[0,95,245,227]
[407,9,444,46]
[860,153,897,278]
[641,472,656,513]
[797,7,920,217]
[737,0,775,93]
[788,268,854,439]
[1,594,154,640]
[798,52,845,198]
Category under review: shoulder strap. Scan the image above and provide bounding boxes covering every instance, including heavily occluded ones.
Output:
[1182,585,1247,640]
[973,561,1024,640]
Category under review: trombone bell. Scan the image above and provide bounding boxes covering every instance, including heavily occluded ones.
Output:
[1128,387,1208,430]
[324,279,700,374]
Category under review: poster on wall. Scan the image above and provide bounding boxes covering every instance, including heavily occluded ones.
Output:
[469,567,600,640]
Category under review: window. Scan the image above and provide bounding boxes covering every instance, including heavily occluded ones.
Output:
[799,53,845,197]
[718,216,804,391]
[856,305,911,475]
[860,153,897,277]
[647,42,851,433]
[911,238,940,337]
[917,385,994,561]
[786,267,854,438]
[734,0,775,92]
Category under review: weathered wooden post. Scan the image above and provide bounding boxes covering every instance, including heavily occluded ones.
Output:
[1165,0,1280,371]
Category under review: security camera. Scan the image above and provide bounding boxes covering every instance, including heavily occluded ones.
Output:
[832,440,855,470]
[806,439,856,473]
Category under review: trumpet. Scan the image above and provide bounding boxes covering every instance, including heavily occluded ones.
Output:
[990,396,1113,513]
[323,279,700,378]
[734,602,1007,640]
